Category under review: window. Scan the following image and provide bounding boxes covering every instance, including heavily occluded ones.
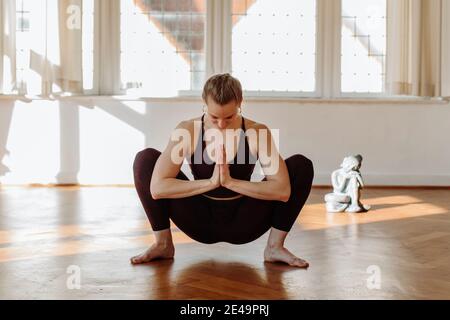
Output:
[119,0,206,97]
[13,0,94,95]
[2,0,390,98]
[341,0,386,93]
[231,0,316,93]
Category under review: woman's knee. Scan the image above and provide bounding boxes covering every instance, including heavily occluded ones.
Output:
[286,154,314,184]
[133,148,161,171]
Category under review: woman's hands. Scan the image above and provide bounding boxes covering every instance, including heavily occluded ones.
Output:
[218,144,232,187]
[210,160,220,188]
[209,144,233,188]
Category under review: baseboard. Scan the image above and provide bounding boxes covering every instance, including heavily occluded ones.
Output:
[313,173,450,187]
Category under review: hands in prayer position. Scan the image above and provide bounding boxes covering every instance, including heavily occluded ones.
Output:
[210,144,232,188]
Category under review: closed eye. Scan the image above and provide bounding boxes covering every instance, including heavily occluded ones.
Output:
[210,114,235,120]
[212,116,233,120]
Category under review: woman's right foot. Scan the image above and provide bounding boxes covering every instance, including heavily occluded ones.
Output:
[130,243,175,264]
[264,245,309,268]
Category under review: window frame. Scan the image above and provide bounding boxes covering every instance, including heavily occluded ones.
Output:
[3,0,394,99]
[338,0,388,98]
[221,0,322,98]
[191,0,390,99]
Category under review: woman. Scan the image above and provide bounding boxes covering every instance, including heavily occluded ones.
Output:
[131,73,314,268]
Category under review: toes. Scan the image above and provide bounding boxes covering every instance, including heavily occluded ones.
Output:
[130,254,147,264]
[292,258,309,268]
[130,256,140,264]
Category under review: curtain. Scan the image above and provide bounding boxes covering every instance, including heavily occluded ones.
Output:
[29,0,83,96]
[98,0,121,95]
[442,0,450,97]
[386,0,450,97]
[0,0,16,94]
[205,0,232,78]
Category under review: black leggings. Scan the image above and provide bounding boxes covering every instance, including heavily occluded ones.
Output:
[133,148,314,245]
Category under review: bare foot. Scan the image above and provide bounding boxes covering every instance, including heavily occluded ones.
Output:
[264,246,309,268]
[130,243,175,264]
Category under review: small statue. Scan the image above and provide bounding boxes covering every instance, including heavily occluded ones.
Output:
[324,155,370,213]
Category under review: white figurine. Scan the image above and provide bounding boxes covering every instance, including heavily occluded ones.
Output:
[324,155,370,213]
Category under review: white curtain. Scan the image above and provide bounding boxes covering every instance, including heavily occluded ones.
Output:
[0,0,16,94]
[98,0,121,94]
[29,0,83,96]
[205,0,232,78]
[442,0,450,97]
[386,0,450,97]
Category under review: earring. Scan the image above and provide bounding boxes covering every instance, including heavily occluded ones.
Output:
[203,105,207,114]
[238,107,242,115]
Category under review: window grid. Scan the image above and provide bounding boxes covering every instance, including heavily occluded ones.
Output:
[230,0,317,93]
[119,0,206,97]
[341,0,387,93]
[16,0,29,32]
[4,0,392,98]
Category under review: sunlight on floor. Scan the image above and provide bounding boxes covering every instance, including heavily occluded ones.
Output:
[0,224,194,263]
[299,195,448,231]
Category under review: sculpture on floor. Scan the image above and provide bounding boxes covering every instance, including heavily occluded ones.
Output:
[324,154,370,213]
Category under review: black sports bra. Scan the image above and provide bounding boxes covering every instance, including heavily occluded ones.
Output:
[188,114,258,198]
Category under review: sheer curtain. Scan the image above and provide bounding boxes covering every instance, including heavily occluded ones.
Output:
[205,0,232,78]
[386,0,450,97]
[0,0,16,94]
[97,0,121,95]
[28,0,83,96]
[442,0,450,97]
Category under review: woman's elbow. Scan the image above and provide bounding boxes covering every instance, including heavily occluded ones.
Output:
[150,181,162,200]
[279,185,291,202]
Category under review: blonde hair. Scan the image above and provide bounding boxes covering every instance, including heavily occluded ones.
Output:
[202,73,243,105]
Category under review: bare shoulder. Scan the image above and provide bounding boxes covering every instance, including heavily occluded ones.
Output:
[172,117,202,157]
[243,118,273,158]
[178,116,202,130]
[172,116,201,135]
[244,117,271,133]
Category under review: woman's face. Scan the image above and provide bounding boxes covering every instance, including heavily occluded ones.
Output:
[204,97,240,130]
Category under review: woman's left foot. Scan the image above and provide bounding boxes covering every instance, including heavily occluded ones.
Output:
[264,246,309,268]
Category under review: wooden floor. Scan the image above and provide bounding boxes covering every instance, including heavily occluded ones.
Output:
[0,186,449,299]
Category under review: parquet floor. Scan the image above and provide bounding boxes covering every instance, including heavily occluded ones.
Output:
[0,186,449,299]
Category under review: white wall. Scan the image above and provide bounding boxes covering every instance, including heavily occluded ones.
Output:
[0,96,449,186]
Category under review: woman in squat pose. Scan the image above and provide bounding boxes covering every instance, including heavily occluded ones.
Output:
[131,73,314,268]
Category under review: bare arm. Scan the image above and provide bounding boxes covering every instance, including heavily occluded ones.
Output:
[223,124,291,202]
[150,121,219,199]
